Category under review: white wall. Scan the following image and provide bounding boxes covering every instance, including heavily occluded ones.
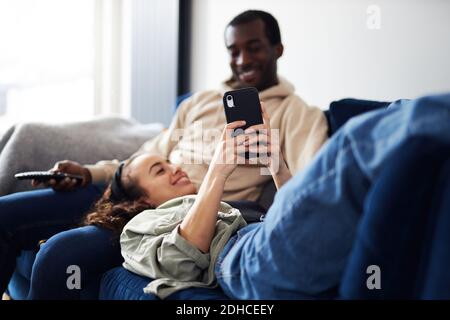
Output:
[190,0,450,109]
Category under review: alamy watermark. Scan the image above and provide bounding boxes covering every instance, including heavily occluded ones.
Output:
[366,265,381,290]
[367,5,381,30]
[66,265,81,290]
[172,122,280,176]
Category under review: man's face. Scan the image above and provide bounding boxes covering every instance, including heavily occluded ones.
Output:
[225,19,283,91]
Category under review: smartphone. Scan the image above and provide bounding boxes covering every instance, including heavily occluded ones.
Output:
[15,171,83,183]
[223,87,264,158]
[223,87,263,135]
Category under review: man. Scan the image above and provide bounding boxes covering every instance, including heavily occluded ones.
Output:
[46,10,327,201]
[0,10,328,299]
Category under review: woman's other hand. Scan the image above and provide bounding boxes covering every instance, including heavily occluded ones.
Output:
[209,120,247,180]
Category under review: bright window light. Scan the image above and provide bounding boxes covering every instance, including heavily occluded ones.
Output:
[0,0,95,132]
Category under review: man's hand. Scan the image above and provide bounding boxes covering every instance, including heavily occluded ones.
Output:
[31,160,92,191]
[243,103,279,170]
[243,102,291,189]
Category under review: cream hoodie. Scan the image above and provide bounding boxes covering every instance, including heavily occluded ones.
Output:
[85,78,329,201]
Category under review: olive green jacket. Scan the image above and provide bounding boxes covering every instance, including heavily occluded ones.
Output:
[120,195,247,299]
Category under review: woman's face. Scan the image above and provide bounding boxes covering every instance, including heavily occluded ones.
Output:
[124,154,197,207]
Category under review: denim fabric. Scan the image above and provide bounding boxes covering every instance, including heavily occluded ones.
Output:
[340,138,450,299]
[0,184,105,298]
[216,94,450,299]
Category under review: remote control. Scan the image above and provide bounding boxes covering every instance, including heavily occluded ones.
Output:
[14,171,83,183]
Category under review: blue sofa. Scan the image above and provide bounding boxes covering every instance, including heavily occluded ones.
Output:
[6,97,390,299]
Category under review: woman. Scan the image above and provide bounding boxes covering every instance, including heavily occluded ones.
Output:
[88,152,247,299]
[83,105,292,298]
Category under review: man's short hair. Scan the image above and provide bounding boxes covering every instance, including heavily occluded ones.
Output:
[227,10,282,46]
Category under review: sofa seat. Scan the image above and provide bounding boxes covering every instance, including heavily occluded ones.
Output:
[99,267,229,300]
[7,250,36,299]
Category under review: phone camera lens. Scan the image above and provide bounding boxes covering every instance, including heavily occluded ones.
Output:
[225,94,235,108]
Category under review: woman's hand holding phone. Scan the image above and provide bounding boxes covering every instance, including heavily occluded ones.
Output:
[221,86,293,188]
[209,120,247,180]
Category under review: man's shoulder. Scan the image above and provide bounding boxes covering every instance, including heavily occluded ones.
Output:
[275,93,312,111]
[180,89,222,110]
[271,93,325,123]
[281,93,307,105]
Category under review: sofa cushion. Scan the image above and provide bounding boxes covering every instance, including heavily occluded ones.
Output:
[326,99,390,136]
[6,270,30,299]
[100,267,158,300]
[100,267,229,300]
[15,250,36,280]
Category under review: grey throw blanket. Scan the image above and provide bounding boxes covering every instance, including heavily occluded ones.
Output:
[0,116,163,196]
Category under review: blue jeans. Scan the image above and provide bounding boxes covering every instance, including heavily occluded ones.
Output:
[0,184,123,299]
[215,94,450,299]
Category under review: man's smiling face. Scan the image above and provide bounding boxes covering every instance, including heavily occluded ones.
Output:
[225,19,283,91]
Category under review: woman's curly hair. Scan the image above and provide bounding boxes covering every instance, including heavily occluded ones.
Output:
[83,158,153,235]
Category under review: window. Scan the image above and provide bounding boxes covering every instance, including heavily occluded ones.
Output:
[0,0,179,133]
[0,0,95,132]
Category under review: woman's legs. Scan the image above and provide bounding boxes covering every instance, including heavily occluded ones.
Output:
[216,94,450,299]
[28,225,123,299]
[0,184,104,294]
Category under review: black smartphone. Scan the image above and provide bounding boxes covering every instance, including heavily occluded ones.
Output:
[14,171,83,183]
[223,87,263,135]
[223,87,264,159]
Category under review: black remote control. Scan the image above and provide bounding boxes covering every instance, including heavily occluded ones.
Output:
[14,171,83,183]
